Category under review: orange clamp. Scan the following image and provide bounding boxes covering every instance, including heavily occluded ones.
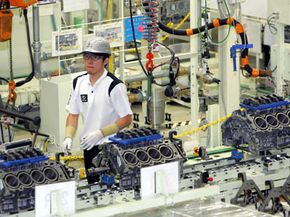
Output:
[251,68,260,77]
[241,56,249,68]
[146,52,154,71]
[186,28,193,36]
[235,23,244,34]
[226,17,234,25]
[213,19,220,28]
[8,80,16,103]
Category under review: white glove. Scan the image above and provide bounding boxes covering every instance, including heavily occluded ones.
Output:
[81,130,104,151]
[62,137,72,154]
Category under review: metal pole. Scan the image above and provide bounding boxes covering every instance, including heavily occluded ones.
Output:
[190,0,199,143]
[218,21,240,147]
[33,6,42,78]
[272,23,285,96]
[197,0,202,65]
[119,0,125,81]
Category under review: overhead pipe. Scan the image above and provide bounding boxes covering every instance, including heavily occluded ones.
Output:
[126,66,189,83]
[32,6,42,78]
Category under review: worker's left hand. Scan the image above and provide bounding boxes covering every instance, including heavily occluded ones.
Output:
[80,130,104,150]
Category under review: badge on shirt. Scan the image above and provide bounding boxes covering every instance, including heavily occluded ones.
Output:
[80,94,88,102]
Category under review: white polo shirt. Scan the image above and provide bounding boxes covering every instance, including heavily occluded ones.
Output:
[67,69,132,144]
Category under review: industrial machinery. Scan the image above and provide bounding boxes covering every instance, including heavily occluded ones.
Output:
[74,132,290,216]
[0,96,42,145]
[74,95,290,216]
[5,96,290,216]
[1,0,290,216]
[124,0,275,130]
[0,140,74,215]
[8,0,37,8]
[222,94,290,155]
[89,127,186,189]
[160,0,190,24]
[0,1,13,42]
[0,0,40,116]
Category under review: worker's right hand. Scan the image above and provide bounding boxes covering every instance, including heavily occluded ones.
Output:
[62,137,72,155]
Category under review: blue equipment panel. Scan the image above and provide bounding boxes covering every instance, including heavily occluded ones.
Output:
[124,15,144,42]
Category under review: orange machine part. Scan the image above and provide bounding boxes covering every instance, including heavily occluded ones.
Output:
[8,80,17,103]
[251,69,260,78]
[145,52,154,71]
[0,9,13,42]
[241,56,249,68]
[186,28,193,36]
[9,0,37,8]
[235,23,244,34]
[213,19,220,27]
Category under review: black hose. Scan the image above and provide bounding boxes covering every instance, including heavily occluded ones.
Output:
[0,77,9,83]
[1,121,49,138]
[174,57,180,79]
[151,41,179,87]
[23,8,34,70]
[0,107,41,126]
[16,8,35,87]
[158,18,271,77]
[158,18,230,36]
[128,0,148,77]
[7,125,11,142]
[0,123,5,144]
[158,22,188,35]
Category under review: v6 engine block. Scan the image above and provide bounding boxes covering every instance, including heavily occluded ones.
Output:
[222,95,290,155]
[93,128,185,189]
[0,143,73,215]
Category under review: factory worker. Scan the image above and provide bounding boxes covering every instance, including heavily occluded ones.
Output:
[62,36,132,183]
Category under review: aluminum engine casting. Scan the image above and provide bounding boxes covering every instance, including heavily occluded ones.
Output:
[222,95,290,155]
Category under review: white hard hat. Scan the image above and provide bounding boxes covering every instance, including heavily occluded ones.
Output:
[83,37,111,55]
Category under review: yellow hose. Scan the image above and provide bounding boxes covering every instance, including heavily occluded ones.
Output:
[160,12,191,42]
[175,108,245,138]
[50,155,84,161]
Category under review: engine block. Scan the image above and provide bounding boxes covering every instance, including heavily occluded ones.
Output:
[92,128,185,189]
[0,144,73,215]
[222,95,290,155]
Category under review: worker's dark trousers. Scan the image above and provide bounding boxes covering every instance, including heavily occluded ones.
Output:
[83,146,100,184]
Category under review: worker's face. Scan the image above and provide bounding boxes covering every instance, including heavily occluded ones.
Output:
[83,53,109,75]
